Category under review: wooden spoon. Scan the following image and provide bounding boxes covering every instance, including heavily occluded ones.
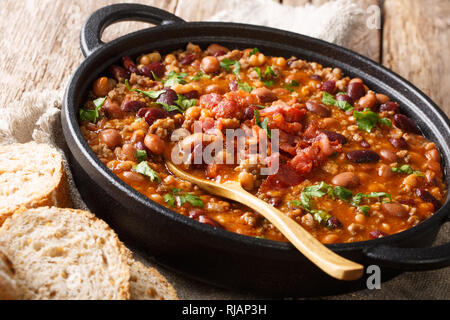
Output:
[166,160,364,281]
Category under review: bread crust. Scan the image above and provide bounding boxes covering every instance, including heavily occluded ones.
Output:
[0,143,72,226]
[0,207,130,300]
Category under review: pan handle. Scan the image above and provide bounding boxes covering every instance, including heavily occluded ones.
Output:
[80,4,185,57]
[363,218,450,271]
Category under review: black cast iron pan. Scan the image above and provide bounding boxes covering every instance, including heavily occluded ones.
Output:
[61,3,450,296]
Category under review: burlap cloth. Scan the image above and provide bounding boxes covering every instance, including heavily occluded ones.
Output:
[0,0,448,299]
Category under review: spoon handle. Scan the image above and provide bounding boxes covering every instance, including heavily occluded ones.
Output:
[223,182,364,281]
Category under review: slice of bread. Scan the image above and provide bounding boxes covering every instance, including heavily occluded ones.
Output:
[0,207,130,300]
[128,256,178,300]
[0,248,19,300]
[0,142,71,226]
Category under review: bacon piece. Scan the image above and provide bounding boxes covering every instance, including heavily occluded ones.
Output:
[200,93,223,109]
[260,164,305,191]
[261,101,307,122]
[212,98,240,119]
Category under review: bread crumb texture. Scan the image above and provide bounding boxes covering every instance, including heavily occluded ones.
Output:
[0,143,72,226]
[0,207,130,300]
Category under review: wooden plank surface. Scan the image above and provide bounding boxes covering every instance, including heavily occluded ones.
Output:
[383,0,450,115]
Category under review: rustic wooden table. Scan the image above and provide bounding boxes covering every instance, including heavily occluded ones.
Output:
[1,0,449,299]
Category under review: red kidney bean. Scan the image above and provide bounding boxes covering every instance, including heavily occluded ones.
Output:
[243,105,258,120]
[183,90,200,99]
[416,188,441,210]
[369,230,387,239]
[398,199,416,206]
[157,88,178,106]
[347,150,380,163]
[309,74,322,81]
[143,108,170,125]
[347,82,365,101]
[322,130,347,144]
[360,139,370,148]
[229,80,239,91]
[269,197,282,207]
[393,114,420,134]
[137,108,150,118]
[139,62,165,79]
[336,94,353,105]
[189,208,203,219]
[379,101,398,113]
[180,54,196,65]
[326,216,342,230]
[109,65,130,81]
[122,56,139,74]
[122,100,147,112]
[321,80,336,94]
[306,100,331,117]
[389,137,408,149]
[198,215,222,228]
[213,50,227,57]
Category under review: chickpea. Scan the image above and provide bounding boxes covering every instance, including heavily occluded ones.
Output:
[200,108,211,118]
[99,129,122,149]
[355,214,366,224]
[185,106,202,119]
[248,53,266,67]
[164,54,176,64]
[273,57,287,68]
[121,143,137,161]
[239,172,255,191]
[144,133,165,155]
[140,52,161,65]
[131,129,146,144]
[200,56,220,73]
[93,77,115,97]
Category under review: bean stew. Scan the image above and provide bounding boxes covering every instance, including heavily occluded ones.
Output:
[79,43,447,244]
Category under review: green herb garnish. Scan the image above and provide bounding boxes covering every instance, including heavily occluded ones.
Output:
[79,96,106,123]
[237,81,254,93]
[353,109,392,133]
[220,58,241,78]
[133,161,160,183]
[283,80,299,92]
[322,92,354,112]
[249,48,259,56]
[135,150,148,162]
[254,109,271,138]
[189,71,210,81]
[125,79,165,99]
[164,188,204,208]
[391,164,424,177]
[163,71,188,87]
[254,66,276,87]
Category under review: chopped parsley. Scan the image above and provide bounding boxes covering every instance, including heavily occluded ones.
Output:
[125,79,165,99]
[248,48,259,56]
[237,81,254,93]
[164,188,204,208]
[189,71,210,81]
[133,161,160,183]
[391,164,424,177]
[163,71,188,87]
[283,80,299,92]
[79,96,106,123]
[156,93,197,113]
[254,66,277,87]
[290,182,393,218]
[135,150,148,162]
[353,109,392,133]
[254,109,271,138]
[220,58,241,78]
[322,92,354,112]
